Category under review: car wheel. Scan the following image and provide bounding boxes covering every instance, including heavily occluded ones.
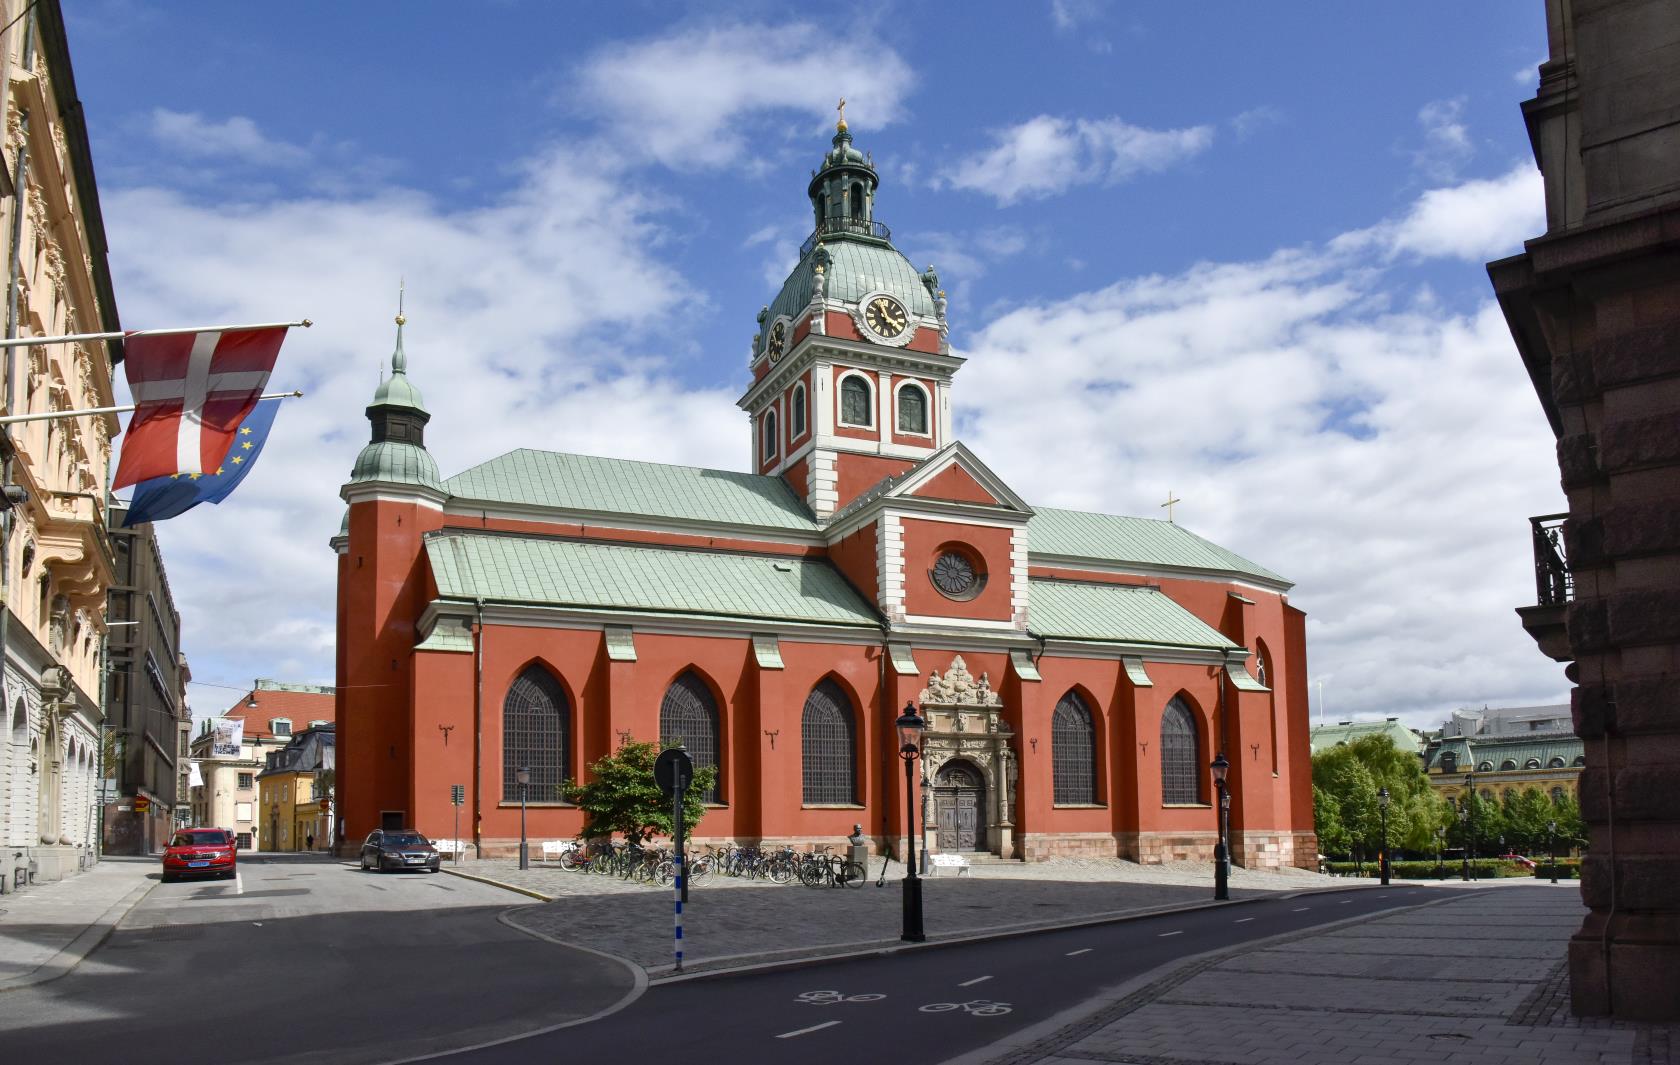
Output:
[161,872,175,883]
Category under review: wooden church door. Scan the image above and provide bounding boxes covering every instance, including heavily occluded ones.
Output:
[934,761,987,852]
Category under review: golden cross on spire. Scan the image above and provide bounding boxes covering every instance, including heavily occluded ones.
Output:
[396,276,406,327]
[836,96,848,131]
[1161,490,1182,523]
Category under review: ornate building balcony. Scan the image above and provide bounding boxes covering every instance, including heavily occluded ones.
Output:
[799,217,891,258]
[1517,513,1571,663]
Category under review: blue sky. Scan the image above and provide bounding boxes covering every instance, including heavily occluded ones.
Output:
[64,2,1564,727]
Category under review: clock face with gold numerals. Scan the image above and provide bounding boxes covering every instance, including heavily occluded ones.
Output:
[767,319,786,362]
[863,295,909,339]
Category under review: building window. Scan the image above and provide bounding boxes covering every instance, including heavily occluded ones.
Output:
[1477,761,1493,772]
[271,719,292,738]
[661,671,720,803]
[1052,691,1097,805]
[1550,787,1565,802]
[1572,756,1586,767]
[237,773,254,789]
[1439,751,1457,773]
[1548,757,1565,768]
[236,832,252,850]
[762,409,778,460]
[896,383,929,434]
[791,384,807,438]
[1161,697,1201,805]
[839,374,873,427]
[1500,759,1517,771]
[801,679,856,805]
[502,666,569,803]
[1524,758,1541,769]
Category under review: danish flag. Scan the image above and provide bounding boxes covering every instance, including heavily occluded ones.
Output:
[111,326,291,489]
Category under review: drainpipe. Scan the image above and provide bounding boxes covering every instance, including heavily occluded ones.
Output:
[472,597,484,859]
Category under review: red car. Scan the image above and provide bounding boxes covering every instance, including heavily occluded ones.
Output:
[162,828,237,882]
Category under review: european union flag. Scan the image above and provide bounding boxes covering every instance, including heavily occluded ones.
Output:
[122,399,281,526]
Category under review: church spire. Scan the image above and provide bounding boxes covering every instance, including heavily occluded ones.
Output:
[347,287,442,493]
[808,100,880,238]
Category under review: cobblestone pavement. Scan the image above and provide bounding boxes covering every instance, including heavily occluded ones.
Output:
[966,884,1678,1065]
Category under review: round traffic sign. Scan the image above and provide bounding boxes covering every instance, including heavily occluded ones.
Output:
[654,747,693,798]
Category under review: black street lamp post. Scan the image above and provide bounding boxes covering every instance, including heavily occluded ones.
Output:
[896,702,927,943]
[516,765,531,870]
[1378,786,1391,886]
[1435,825,1446,879]
[1211,753,1230,901]
[1548,819,1558,884]
[1458,801,1470,882]
[1463,773,1477,881]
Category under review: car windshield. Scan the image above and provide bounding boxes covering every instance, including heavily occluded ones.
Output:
[172,832,224,848]
[384,833,427,847]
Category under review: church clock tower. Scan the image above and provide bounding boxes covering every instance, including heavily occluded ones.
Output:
[739,108,961,520]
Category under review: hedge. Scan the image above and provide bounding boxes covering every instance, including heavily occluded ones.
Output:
[1322,859,1531,879]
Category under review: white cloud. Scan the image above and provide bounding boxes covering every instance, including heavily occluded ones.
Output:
[1231,106,1284,141]
[1050,0,1106,31]
[941,115,1214,205]
[1335,163,1543,263]
[1412,97,1474,180]
[951,174,1566,724]
[574,22,915,168]
[149,109,311,167]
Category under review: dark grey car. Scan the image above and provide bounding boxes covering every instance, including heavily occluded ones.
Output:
[359,830,441,873]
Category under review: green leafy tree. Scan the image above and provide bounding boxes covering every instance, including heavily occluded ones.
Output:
[1313,784,1351,858]
[1549,790,1585,852]
[1312,734,1436,860]
[562,739,716,844]
[1449,789,1504,854]
[1500,788,1556,855]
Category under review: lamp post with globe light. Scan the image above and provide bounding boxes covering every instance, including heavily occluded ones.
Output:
[896,702,927,943]
[516,765,531,870]
[1211,753,1231,901]
[1377,786,1391,885]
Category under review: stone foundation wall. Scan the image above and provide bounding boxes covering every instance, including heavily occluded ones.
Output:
[1234,830,1317,870]
[1019,832,1120,861]
[1115,831,1220,864]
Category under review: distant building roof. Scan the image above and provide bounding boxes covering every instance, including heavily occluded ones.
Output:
[1309,718,1424,754]
[256,724,336,778]
[1440,703,1571,738]
[1425,731,1583,775]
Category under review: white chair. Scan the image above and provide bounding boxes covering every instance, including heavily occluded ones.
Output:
[540,840,570,863]
[929,853,971,877]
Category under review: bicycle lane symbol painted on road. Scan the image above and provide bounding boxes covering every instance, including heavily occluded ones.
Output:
[796,991,886,1006]
[919,999,1013,1016]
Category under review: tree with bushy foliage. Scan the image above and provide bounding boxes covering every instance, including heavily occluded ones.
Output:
[1313,785,1351,858]
[1312,734,1440,860]
[563,739,717,845]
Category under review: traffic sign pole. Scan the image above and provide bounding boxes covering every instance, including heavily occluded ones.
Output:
[672,774,684,973]
[451,784,465,864]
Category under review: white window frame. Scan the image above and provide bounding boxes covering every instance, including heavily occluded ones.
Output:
[762,406,779,461]
[837,371,875,429]
[790,383,808,439]
[271,718,292,738]
[893,380,933,438]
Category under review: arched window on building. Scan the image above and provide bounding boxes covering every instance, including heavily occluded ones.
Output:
[1548,757,1566,769]
[1477,761,1494,772]
[762,409,778,460]
[1160,697,1201,805]
[1572,756,1586,767]
[839,374,873,427]
[896,383,929,434]
[661,671,720,803]
[1550,786,1565,802]
[1052,691,1097,805]
[1500,759,1517,771]
[1255,638,1277,774]
[502,667,569,803]
[850,182,864,218]
[1524,758,1541,769]
[801,679,856,804]
[791,384,807,438]
[1440,751,1458,773]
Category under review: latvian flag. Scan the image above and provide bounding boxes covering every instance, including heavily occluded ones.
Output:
[111,326,291,490]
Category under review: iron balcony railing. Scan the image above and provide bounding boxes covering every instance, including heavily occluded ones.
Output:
[1531,513,1571,607]
[799,217,891,259]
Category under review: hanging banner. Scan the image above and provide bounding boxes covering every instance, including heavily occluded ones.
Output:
[210,718,244,758]
[187,761,203,788]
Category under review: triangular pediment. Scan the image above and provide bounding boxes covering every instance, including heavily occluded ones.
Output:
[888,442,1033,515]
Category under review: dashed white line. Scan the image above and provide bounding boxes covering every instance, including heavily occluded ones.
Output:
[777,1021,841,1039]
[1158,930,1183,937]
[959,975,993,987]
[233,871,244,896]
[1065,948,1092,956]
[1339,900,1352,905]
[1292,907,1310,912]
[1234,917,1255,923]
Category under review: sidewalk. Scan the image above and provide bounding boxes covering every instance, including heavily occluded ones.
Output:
[0,856,155,991]
[957,883,1676,1065]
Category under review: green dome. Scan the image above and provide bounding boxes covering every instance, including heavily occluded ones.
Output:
[767,239,936,327]
[372,368,426,411]
[349,440,443,491]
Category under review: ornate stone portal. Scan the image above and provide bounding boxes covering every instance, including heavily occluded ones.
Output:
[917,655,1018,859]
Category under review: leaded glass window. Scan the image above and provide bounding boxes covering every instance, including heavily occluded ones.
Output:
[840,375,872,426]
[1160,697,1200,805]
[897,384,928,433]
[1052,691,1096,804]
[801,679,855,804]
[763,409,778,459]
[791,384,807,437]
[661,671,720,803]
[503,667,569,803]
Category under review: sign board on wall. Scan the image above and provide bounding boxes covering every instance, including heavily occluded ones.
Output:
[210,719,244,758]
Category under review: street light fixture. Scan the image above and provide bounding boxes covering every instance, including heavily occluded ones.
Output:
[1377,786,1391,886]
[1548,818,1558,884]
[1463,772,1477,882]
[896,701,927,943]
[1210,753,1231,901]
[516,765,531,870]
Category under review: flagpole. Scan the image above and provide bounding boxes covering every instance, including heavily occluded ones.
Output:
[0,390,304,426]
[0,319,313,349]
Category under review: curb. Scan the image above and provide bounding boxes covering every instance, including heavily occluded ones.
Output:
[0,874,157,993]
[439,866,552,901]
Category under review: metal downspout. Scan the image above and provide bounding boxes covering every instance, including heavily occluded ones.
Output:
[472,597,484,858]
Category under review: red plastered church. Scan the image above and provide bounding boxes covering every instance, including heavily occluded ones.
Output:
[332,119,1317,868]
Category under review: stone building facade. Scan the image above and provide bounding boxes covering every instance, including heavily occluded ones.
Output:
[334,121,1318,871]
[188,680,335,850]
[0,0,123,889]
[1489,0,1680,1021]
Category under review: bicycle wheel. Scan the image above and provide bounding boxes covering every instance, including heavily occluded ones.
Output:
[839,860,866,888]
[769,858,796,885]
[797,860,824,888]
[971,1005,1013,1016]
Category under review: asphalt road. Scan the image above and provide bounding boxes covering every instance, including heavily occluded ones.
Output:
[448,884,1445,1065]
[0,854,636,1065]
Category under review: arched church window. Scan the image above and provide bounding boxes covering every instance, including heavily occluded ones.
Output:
[1052,691,1096,805]
[791,384,807,438]
[502,667,569,803]
[897,384,929,434]
[763,409,778,460]
[801,679,855,804]
[1161,697,1201,805]
[839,374,873,427]
[661,671,720,803]
[849,182,863,219]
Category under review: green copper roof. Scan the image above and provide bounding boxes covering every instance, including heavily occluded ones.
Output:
[424,533,878,627]
[350,440,443,491]
[370,321,428,413]
[1428,734,1583,773]
[444,450,820,532]
[1028,508,1289,586]
[1027,579,1236,650]
[1309,719,1423,754]
[768,239,936,327]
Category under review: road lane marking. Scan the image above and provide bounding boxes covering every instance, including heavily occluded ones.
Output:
[233,872,243,896]
[1158,930,1183,937]
[1339,900,1351,904]
[1292,907,1310,912]
[959,976,993,987]
[1234,917,1255,923]
[1065,948,1092,956]
[777,1021,841,1039]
